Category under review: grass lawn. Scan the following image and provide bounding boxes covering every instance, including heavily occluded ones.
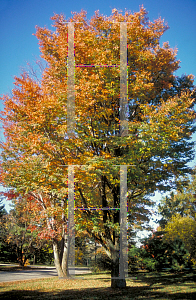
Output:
[0,270,196,299]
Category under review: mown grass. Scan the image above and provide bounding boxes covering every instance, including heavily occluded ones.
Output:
[0,270,196,299]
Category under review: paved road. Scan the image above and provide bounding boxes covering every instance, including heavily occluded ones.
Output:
[0,265,92,282]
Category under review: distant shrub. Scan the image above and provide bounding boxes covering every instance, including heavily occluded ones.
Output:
[129,233,193,272]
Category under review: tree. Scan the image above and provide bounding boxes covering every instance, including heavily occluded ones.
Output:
[0,7,195,288]
[140,232,192,272]
[163,214,196,263]
[158,168,196,228]
[1,194,53,266]
[0,193,6,217]
[0,195,10,263]
[157,170,196,265]
[8,188,69,275]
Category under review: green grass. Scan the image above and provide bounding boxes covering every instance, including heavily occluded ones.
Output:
[0,271,196,299]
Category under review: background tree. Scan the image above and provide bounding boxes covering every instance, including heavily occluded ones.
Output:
[156,169,196,266]
[138,233,192,272]
[0,7,195,288]
[0,196,6,218]
[158,168,196,228]
[1,195,54,266]
[163,214,196,264]
[0,196,11,263]
[0,151,69,276]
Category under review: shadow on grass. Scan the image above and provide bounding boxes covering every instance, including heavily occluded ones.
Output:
[132,270,196,287]
[1,287,196,300]
[0,271,196,300]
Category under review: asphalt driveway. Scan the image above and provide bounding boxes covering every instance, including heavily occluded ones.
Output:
[0,265,92,282]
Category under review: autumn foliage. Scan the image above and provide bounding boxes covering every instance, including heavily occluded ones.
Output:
[0,7,195,287]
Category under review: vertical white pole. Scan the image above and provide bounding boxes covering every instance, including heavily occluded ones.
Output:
[67,23,75,138]
[120,22,128,136]
[119,165,128,278]
[68,165,75,276]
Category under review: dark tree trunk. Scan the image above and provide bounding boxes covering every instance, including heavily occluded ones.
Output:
[33,254,36,265]
[17,246,26,267]
[111,244,126,288]
[111,182,126,288]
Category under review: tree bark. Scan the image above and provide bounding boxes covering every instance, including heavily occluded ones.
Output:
[61,235,69,275]
[53,238,69,278]
[111,182,126,288]
[110,244,126,288]
[33,254,36,265]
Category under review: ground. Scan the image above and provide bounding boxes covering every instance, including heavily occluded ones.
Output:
[0,265,196,299]
[0,264,91,282]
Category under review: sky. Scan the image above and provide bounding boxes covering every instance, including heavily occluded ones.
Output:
[0,0,196,222]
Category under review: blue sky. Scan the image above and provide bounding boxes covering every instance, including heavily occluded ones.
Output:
[0,0,196,214]
[0,0,196,97]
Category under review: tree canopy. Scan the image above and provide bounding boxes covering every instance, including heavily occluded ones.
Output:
[163,214,196,262]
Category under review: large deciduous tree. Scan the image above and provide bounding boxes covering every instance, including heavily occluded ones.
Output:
[0,8,195,288]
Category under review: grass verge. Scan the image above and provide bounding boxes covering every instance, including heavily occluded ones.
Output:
[0,271,196,299]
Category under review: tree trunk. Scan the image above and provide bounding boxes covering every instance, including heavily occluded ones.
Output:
[110,182,126,288]
[61,235,69,275]
[17,246,25,267]
[33,254,36,265]
[53,238,69,278]
[111,245,126,288]
[52,198,70,278]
